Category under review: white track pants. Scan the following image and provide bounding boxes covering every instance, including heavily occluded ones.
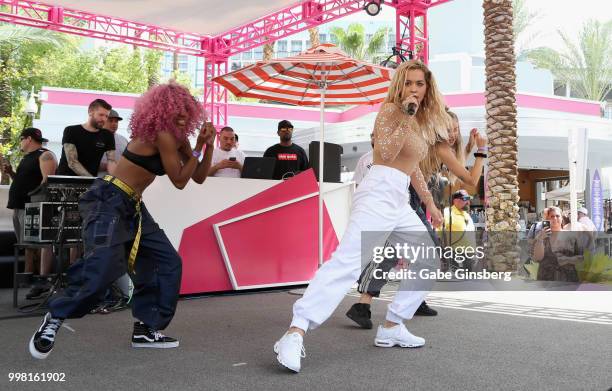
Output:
[291,165,439,331]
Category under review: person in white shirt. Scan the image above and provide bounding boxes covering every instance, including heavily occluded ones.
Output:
[577,207,597,231]
[352,132,374,186]
[99,109,129,176]
[209,126,245,178]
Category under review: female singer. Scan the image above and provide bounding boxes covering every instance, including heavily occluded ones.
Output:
[274,61,452,372]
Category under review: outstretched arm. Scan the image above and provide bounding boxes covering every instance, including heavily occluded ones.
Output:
[437,142,485,187]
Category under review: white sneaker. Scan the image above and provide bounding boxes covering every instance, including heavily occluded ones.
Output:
[274,332,306,373]
[374,323,425,348]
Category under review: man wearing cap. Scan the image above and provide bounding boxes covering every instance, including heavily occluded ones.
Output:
[263,120,309,180]
[577,207,597,231]
[439,189,476,249]
[2,128,57,298]
[98,109,128,177]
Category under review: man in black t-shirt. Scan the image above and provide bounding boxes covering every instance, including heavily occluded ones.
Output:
[56,99,116,177]
[2,128,57,298]
[263,119,309,180]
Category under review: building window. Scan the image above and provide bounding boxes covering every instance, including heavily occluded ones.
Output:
[254,45,263,60]
[387,33,395,49]
[330,34,338,44]
[290,40,302,55]
[243,50,253,60]
[319,33,327,43]
[276,40,288,57]
[305,40,311,49]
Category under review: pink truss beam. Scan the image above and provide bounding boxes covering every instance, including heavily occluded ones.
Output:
[208,0,370,57]
[0,0,453,129]
[0,0,207,56]
[392,0,452,64]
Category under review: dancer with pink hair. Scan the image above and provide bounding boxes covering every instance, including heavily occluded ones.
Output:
[29,82,216,359]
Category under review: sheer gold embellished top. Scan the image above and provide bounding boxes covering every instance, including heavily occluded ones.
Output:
[372,102,435,207]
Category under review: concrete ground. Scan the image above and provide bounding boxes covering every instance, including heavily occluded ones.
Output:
[0,286,610,391]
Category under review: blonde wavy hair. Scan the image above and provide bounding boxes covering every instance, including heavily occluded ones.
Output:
[424,110,466,186]
[384,60,452,177]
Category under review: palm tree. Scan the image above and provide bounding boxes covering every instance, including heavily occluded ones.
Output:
[308,27,320,49]
[329,23,388,62]
[527,19,612,102]
[0,24,69,184]
[483,0,521,272]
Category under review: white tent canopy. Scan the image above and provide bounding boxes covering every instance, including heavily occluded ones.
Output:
[45,0,297,36]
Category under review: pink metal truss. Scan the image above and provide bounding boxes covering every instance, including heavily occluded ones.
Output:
[203,59,228,133]
[0,0,452,127]
[0,0,207,55]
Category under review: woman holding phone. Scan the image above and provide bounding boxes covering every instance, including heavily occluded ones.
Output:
[30,81,216,359]
[532,206,589,282]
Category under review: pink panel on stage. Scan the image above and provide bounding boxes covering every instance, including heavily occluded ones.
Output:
[218,195,337,288]
[178,169,339,294]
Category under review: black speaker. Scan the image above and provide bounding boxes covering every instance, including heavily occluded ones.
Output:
[309,141,343,183]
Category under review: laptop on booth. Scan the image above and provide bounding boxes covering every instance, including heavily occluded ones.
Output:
[240,157,276,179]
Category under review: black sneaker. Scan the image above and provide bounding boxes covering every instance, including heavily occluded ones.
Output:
[132,322,179,348]
[29,312,63,359]
[26,285,52,300]
[346,303,373,329]
[415,301,438,316]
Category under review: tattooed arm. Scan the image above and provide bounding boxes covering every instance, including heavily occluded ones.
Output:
[64,143,93,177]
[105,150,117,175]
[38,151,57,182]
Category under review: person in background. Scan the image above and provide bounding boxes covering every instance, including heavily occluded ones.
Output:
[99,109,129,177]
[577,207,597,231]
[3,128,57,299]
[264,120,309,180]
[352,132,374,186]
[532,206,590,282]
[208,126,245,178]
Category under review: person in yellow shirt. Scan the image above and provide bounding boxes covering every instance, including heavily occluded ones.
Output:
[439,189,476,251]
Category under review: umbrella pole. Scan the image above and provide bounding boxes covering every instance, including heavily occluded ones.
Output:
[318,86,325,267]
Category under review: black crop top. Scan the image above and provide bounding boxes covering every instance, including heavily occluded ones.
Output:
[122,147,165,176]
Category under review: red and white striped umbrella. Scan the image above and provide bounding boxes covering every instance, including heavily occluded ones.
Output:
[213,44,394,266]
[213,43,393,106]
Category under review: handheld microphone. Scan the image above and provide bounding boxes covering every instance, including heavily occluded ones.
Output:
[406,103,417,116]
[402,102,417,116]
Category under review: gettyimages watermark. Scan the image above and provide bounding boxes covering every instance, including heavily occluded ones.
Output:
[360,230,612,291]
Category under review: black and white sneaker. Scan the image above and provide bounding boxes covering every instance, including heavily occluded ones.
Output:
[415,301,438,316]
[29,312,63,359]
[131,322,179,348]
[346,303,373,329]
